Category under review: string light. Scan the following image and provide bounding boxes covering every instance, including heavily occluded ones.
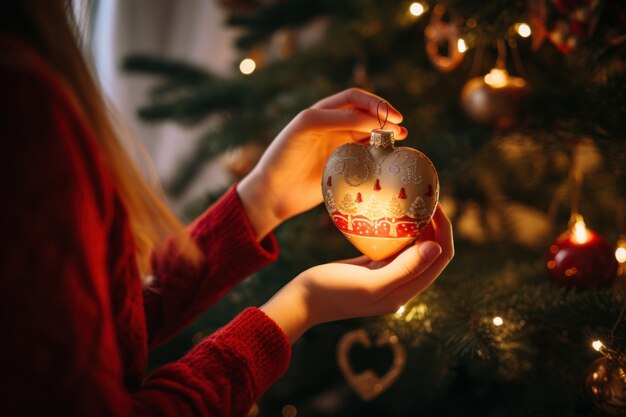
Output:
[239,58,256,75]
[395,305,406,316]
[592,340,604,351]
[457,38,468,53]
[409,2,425,17]
[492,316,504,326]
[590,339,616,360]
[515,23,532,38]
[616,237,626,263]
[617,247,626,263]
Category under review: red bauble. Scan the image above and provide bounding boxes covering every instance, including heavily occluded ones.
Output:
[546,227,618,289]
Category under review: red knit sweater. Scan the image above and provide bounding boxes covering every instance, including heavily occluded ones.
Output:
[0,36,291,417]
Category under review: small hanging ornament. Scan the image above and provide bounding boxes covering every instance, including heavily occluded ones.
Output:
[528,0,602,54]
[424,4,466,72]
[584,356,626,415]
[546,214,618,288]
[337,329,406,401]
[460,40,527,129]
[322,102,439,261]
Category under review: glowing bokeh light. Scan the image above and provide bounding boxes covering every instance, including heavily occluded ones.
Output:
[457,38,468,53]
[592,340,604,351]
[516,23,532,38]
[239,58,256,75]
[409,2,425,17]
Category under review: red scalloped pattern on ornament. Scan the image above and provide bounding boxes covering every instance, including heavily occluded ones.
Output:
[330,212,423,238]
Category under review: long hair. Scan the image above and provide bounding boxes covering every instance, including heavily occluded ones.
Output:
[1,0,201,274]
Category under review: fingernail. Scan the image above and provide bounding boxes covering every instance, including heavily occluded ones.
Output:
[400,126,408,136]
[418,241,441,263]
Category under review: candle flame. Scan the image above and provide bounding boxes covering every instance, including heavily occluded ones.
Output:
[570,214,590,244]
[484,68,509,88]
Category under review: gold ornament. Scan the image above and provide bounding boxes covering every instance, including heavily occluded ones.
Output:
[424,4,465,73]
[585,357,626,416]
[322,125,439,261]
[460,67,527,129]
[337,329,406,401]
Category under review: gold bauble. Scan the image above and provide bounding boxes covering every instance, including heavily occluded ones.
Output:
[322,129,439,261]
[460,68,528,129]
[585,357,626,416]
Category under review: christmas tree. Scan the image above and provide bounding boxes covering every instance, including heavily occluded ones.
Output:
[124,1,625,416]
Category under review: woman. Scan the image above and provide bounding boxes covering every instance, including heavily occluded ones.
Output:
[0,1,453,416]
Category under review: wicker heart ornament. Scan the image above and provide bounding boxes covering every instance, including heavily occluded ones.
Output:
[322,128,439,261]
[337,329,406,401]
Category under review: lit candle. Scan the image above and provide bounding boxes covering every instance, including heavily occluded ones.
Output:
[546,214,618,288]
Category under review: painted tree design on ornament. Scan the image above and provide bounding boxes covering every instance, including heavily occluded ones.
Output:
[325,189,337,214]
[385,196,406,237]
[408,196,428,220]
[339,193,358,230]
[364,195,382,232]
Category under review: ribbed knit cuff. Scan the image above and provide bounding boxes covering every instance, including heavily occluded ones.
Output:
[188,307,291,396]
[191,185,279,266]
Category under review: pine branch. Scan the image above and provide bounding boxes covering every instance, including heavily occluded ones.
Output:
[122,54,214,82]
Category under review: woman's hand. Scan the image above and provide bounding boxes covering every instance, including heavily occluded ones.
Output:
[238,88,407,240]
[261,205,454,343]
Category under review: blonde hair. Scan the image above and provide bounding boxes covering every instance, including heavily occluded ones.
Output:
[5,0,200,273]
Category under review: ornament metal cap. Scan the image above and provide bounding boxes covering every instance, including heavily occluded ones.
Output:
[370,129,395,148]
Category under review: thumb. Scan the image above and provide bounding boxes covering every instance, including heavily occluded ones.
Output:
[368,241,442,296]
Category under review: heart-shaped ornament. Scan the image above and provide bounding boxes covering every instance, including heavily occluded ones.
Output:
[337,329,406,401]
[322,129,439,261]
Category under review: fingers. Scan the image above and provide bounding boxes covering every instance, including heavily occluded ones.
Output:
[336,255,388,269]
[312,88,403,124]
[431,204,454,258]
[374,204,454,311]
[367,240,442,298]
[296,108,407,139]
[335,255,373,267]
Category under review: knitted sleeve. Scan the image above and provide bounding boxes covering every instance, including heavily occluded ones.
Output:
[143,186,280,347]
[0,37,290,417]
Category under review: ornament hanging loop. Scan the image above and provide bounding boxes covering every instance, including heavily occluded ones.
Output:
[377,100,389,130]
[496,38,507,69]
